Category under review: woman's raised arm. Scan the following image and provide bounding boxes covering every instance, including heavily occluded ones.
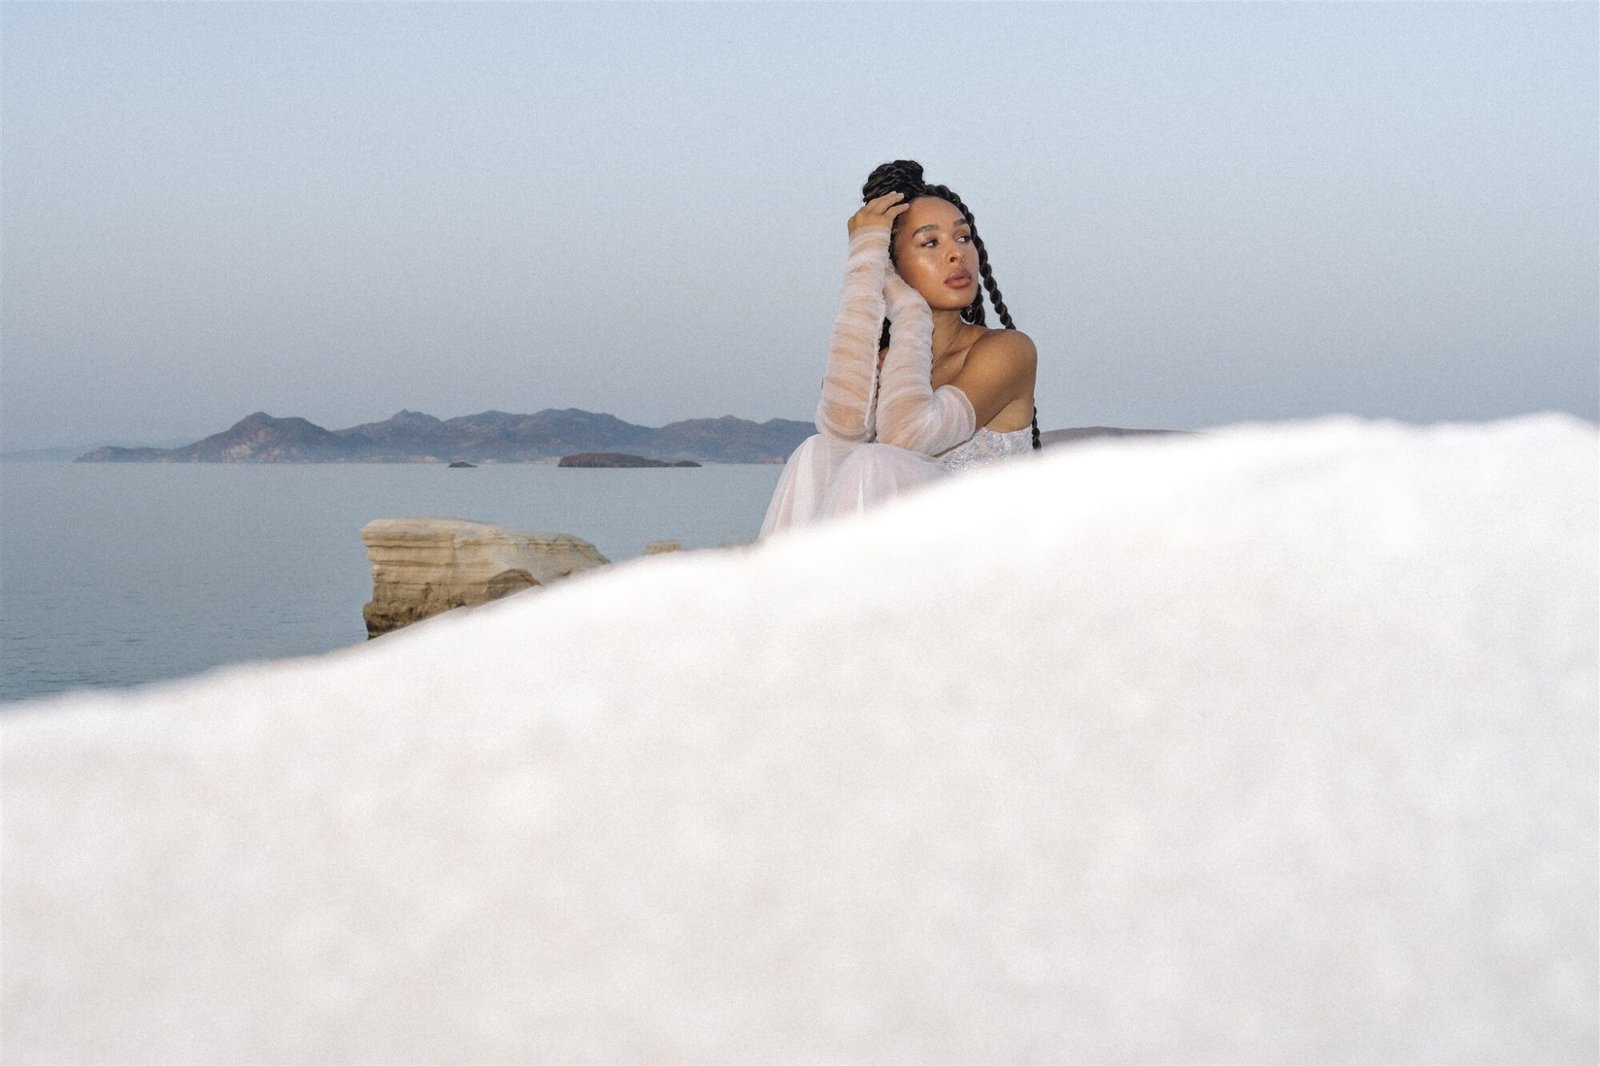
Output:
[814,193,909,441]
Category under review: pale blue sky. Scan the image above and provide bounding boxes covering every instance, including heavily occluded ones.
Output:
[3,1,1595,450]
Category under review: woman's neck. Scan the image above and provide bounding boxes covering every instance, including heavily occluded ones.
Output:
[929,309,976,363]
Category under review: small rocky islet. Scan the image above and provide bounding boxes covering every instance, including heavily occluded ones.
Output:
[557,453,700,468]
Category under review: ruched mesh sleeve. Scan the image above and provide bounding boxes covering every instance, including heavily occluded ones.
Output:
[874,273,976,455]
[814,230,890,442]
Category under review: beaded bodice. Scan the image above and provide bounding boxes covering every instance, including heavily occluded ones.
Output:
[937,425,1035,471]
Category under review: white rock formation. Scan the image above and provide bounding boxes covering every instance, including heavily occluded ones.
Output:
[359,516,608,637]
[3,415,1596,1064]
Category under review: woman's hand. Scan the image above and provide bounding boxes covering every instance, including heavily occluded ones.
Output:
[847,192,909,239]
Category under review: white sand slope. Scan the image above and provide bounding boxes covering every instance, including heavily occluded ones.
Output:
[3,415,1596,1064]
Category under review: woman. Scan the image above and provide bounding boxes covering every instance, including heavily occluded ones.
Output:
[760,160,1038,536]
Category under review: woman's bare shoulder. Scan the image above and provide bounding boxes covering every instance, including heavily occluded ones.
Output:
[968,328,1037,366]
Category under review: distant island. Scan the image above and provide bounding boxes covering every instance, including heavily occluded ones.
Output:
[68,410,1190,466]
[74,409,816,465]
[558,453,701,468]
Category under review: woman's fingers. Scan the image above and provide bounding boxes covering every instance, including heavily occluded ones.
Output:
[847,191,909,236]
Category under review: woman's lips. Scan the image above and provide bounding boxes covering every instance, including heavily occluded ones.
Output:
[946,274,972,289]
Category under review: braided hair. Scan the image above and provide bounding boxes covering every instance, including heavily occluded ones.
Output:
[862,160,1040,450]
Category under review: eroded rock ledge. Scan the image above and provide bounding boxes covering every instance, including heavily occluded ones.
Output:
[360,517,608,637]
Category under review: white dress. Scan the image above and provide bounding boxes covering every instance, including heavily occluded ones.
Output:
[760,423,1034,536]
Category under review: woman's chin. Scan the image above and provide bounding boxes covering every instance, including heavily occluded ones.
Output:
[921,292,972,313]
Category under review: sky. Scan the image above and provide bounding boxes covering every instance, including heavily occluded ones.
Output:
[2,1,1595,451]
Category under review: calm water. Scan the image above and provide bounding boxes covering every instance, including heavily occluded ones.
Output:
[0,461,783,703]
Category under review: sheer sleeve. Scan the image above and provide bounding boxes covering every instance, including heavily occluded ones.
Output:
[874,272,976,455]
[814,229,890,442]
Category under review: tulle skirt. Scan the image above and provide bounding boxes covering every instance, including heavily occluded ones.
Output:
[760,434,947,537]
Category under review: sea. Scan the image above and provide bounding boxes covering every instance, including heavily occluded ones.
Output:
[0,460,784,704]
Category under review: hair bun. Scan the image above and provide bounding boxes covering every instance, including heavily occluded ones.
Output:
[862,159,926,203]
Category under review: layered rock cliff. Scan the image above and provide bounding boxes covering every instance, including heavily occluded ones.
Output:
[360,517,608,637]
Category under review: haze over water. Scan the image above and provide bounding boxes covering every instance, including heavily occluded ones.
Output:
[0,461,782,703]
[3,2,1595,453]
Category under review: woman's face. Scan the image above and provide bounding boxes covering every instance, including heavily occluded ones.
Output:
[892,196,978,312]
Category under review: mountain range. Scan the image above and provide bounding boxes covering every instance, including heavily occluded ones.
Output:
[74,409,818,465]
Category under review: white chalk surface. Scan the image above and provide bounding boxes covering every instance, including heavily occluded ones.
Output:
[3,416,1596,1063]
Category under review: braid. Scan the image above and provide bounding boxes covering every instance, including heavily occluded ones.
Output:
[924,183,1040,450]
[861,161,1042,450]
[972,239,1011,329]
[965,227,1039,449]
